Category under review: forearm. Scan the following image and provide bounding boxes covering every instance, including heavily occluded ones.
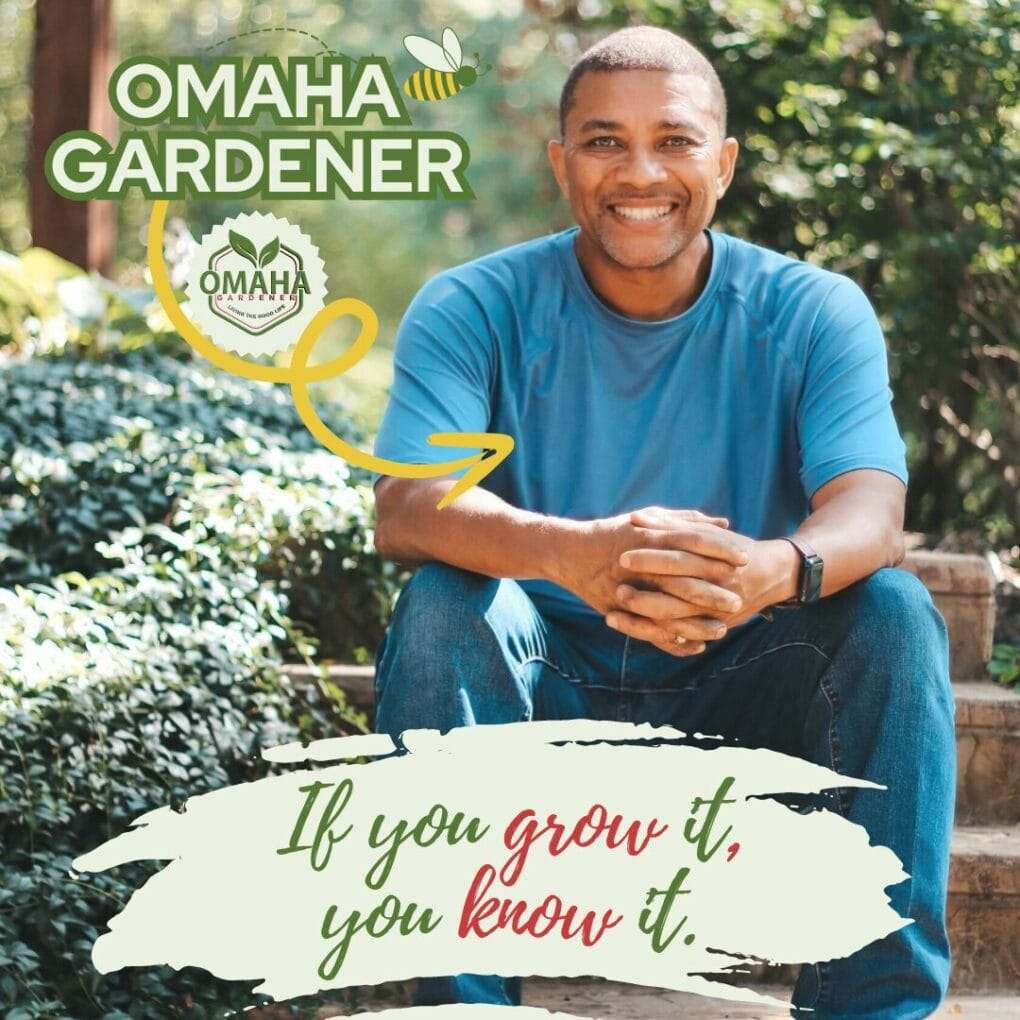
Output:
[373,476,576,582]
[789,478,905,599]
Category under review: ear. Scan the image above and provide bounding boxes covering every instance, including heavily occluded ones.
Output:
[715,136,739,200]
[547,138,569,199]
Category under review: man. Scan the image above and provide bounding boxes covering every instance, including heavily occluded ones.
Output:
[371,25,955,1020]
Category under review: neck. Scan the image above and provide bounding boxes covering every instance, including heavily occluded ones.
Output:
[574,229,713,321]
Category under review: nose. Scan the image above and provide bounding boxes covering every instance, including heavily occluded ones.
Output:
[616,145,669,189]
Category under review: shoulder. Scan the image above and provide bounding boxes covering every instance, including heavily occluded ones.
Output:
[716,231,873,344]
[409,230,570,319]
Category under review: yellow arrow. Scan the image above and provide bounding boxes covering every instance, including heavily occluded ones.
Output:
[147,200,513,508]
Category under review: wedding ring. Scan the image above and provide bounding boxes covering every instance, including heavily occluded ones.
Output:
[674,634,686,646]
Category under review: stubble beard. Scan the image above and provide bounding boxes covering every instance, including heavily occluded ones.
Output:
[592,213,691,271]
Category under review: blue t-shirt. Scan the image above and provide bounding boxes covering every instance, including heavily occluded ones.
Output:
[374,226,907,617]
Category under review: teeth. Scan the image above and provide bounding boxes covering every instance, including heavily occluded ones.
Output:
[613,205,673,221]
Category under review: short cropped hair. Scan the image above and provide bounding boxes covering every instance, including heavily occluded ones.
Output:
[559,26,728,138]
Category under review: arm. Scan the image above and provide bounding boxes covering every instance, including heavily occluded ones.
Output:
[374,475,574,581]
[781,467,905,597]
[374,474,748,621]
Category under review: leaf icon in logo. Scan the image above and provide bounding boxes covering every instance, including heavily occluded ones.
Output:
[229,230,259,266]
[258,238,280,267]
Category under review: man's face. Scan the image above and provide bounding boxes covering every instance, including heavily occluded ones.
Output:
[548,69,738,270]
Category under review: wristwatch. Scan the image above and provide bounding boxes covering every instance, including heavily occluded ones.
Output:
[781,536,824,605]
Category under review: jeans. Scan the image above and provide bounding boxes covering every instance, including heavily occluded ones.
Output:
[374,564,955,1018]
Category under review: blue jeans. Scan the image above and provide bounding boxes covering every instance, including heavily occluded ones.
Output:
[374,565,955,1018]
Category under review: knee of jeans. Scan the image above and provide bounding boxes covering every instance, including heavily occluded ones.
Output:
[848,568,953,698]
[390,562,499,649]
[851,568,943,638]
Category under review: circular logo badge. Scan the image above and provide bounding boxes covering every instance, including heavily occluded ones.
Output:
[185,211,327,357]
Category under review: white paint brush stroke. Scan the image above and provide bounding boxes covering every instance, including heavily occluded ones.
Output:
[318,1009,591,1019]
[318,1009,590,1019]
[73,721,906,1010]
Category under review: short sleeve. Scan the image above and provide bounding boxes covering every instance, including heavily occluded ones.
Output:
[797,276,908,500]
[372,271,495,477]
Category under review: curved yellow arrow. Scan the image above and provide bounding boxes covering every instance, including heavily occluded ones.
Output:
[147,200,513,508]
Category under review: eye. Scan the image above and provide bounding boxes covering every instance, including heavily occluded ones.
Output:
[662,136,693,148]
[587,136,620,148]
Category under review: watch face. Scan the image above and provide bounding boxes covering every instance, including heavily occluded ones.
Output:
[804,556,824,602]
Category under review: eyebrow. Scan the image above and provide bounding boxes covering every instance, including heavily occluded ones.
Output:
[577,118,706,135]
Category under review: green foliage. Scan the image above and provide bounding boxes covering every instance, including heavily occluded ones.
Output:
[0,346,400,658]
[0,347,359,589]
[0,346,400,1016]
[988,643,1020,688]
[0,247,183,358]
[1,583,329,1017]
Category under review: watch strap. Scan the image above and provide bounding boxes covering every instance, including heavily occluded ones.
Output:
[781,535,823,604]
[784,535,819,566]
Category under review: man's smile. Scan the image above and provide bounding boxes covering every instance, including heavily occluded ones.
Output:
[605,199,681,225]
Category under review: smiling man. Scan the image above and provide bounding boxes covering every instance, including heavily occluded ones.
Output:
[370,26,955,1020]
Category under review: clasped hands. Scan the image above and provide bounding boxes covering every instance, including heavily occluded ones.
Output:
[558,506,798,657]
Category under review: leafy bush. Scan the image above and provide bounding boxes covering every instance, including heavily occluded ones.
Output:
[0,346,399,1016]
[0,347,397,660]
[988,643,1020,688]
[0,246,185,360]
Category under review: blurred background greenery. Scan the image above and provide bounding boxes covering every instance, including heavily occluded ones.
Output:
[0,1,1018,1015]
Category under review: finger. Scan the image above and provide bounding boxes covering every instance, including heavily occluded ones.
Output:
[655,574,744,611]
[606,609,709,655]
[617,583,739,620]
[644,524,750,567]
[606,609,669,644]
[630,507,729,530]
[653,637,708,657]
[615,585,696,620]
[672,615,729,641]
[619,548,741,586]
[606,610,725,645]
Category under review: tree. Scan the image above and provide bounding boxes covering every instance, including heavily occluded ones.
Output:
[29,0,116,272]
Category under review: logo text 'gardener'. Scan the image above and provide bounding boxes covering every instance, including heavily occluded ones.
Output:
[45,57,473,200]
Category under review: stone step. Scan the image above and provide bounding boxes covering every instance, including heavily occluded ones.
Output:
[948,824,1020,991]
[521,978,1019,1018]
[283,666,1020,826]
[901,551,997,680]
[955,683,1020,826]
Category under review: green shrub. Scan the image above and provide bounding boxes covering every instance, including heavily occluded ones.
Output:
[988,643,1020,688]
[0,347,398,660]
[0,346,399,1016]
[0,247,185,360]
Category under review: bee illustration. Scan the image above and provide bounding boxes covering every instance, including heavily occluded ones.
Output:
[402,27,490,102]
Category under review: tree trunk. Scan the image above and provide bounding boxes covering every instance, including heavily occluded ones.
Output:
[29,0,116,274]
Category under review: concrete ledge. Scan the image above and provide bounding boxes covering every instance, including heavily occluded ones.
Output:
[904,550,997,596]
